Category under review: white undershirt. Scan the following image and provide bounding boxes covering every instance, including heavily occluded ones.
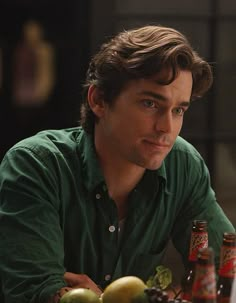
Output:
[118,218,126,242]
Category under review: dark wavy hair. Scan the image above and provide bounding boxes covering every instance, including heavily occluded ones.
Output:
[80,25,213,133]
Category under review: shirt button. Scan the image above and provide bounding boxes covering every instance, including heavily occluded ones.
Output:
[108,225,116,232]
[105,274,111,281]
[95,193,101,199]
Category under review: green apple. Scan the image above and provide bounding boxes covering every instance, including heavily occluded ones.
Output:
[102,276,148,303]
[60,288,101,303]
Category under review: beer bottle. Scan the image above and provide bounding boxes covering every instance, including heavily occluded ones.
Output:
[181,220,208,301]
[229,276,236,303]
[192,247,217,303]
[217,232,236,303]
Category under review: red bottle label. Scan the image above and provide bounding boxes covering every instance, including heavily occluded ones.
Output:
[192,264,216,299]
[219,246,236,278]
[218,298,230,303]
[182,293,192,301]
[189,231,208,262]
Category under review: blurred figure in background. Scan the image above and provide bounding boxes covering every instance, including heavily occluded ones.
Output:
[13,20,55,107]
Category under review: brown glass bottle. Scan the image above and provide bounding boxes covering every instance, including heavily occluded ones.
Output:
[181,220,208,301]
[217,232,236,303]
[192,247,217,303]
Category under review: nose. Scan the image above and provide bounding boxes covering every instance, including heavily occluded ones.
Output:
[154,111,173,133]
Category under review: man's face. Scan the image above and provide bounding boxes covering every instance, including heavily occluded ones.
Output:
[94,69,193,170]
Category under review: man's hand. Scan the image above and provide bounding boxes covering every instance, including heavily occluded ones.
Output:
[64,272,103,296]
[48,272,103,303]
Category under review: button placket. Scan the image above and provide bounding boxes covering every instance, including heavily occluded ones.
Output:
[108,225,116,233]
[104,274,111,281]
[96,186,119,285]
[95,193,101,200]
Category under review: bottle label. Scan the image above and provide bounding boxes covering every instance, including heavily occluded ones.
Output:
[189,231,208,262]
[218,298,230,303]
[219,246,236,278]
[192,264,216,299]
[182,292,192,301]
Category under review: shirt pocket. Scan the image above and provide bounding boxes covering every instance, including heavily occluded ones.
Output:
[131,249,166,282]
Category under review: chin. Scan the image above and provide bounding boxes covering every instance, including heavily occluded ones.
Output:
[132,150,165,170]
[146,154,166,170]
[140,158,163,170]
[146,162,163,170]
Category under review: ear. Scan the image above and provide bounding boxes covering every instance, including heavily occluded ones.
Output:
[87,85,106,118]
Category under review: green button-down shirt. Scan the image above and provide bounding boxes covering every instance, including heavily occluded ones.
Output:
[0,127,234,303]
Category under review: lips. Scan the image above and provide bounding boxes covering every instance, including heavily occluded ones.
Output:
[144,139,170,148]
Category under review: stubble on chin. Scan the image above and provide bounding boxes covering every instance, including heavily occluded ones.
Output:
[131,152,164,170]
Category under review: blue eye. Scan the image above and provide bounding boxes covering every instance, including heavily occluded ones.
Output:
[143,100,155,108]
[173,107,184,116]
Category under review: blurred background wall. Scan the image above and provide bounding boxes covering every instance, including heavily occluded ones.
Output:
[0,0,90,158]
[0,0,235,283]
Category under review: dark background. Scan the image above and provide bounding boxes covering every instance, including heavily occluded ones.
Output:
[0,0,235,283]
[0,0,90,158]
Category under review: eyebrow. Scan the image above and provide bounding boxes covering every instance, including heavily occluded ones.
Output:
[138,90,191,107]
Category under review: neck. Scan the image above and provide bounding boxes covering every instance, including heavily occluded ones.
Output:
[94,130,145,219]
[102,160,144,198]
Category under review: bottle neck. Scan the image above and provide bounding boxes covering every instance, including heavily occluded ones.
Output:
[192,253,216,302]
[189,231,208,262]
[219,246,236,278]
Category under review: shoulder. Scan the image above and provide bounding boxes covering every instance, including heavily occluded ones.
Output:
[164,136,208,179]
[9,127,82,157]
[1,127,85,171]
[169,136,204,165]
[172,136,201,157]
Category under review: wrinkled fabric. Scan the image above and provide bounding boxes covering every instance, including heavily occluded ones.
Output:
[0,127,234,303]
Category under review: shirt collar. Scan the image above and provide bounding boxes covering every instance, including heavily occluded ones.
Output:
[78,130,105,192]
[78,128,168,194]
[141,164,169,195]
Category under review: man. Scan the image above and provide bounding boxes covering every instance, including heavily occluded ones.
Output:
[0,25,234,303]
